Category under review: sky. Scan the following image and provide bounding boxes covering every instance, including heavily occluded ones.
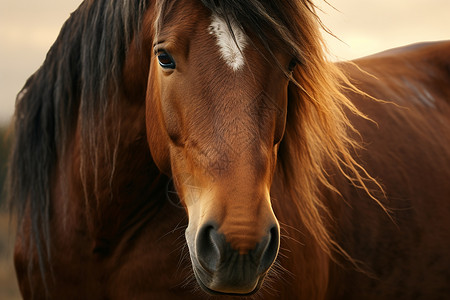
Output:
[0,0,449,124]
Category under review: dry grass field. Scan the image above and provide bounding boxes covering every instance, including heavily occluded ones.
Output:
[0,211,20,299]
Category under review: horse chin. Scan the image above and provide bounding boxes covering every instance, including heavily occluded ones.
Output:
[193,267,264,296]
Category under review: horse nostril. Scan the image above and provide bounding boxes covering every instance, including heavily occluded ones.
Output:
[196,222,280,276]
[258,224,280,273]
[196,224,222,272]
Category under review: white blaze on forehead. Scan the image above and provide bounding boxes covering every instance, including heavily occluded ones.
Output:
[208,14,248,71]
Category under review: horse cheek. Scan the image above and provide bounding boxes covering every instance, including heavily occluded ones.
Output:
[145,70,172,175]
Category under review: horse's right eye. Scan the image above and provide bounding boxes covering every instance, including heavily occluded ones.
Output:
[157,51,176,69]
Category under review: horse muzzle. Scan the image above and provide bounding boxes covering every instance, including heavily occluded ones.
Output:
[188,222,280,295]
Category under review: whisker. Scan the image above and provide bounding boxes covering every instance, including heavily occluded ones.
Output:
[279,220,305,236]
[280,233,305,246]
[273,261,295,278]
[176,244,190,273]
[279,246,292,254]
[156,219,187,242]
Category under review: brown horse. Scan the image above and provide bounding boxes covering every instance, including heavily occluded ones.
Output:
[8,0,450,299]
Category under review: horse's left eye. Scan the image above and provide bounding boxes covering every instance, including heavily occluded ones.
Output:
[157,52,176,69]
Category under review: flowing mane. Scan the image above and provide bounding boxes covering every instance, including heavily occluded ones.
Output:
[8,0,151,284]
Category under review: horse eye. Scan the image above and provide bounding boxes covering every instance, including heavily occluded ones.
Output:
[288,59,298,72]
[157,51,176,69]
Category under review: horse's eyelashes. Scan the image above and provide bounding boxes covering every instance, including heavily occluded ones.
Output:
[157,51,176,69]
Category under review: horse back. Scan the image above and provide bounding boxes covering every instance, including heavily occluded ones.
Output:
[330,41,450,299]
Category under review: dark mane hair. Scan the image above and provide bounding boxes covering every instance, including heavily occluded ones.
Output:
[8,0,150,287]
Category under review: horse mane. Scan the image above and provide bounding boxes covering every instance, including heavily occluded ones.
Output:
[8,0,150,288]
[200,0,380,260]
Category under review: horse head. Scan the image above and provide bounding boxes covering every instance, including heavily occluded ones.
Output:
[145,1,296,295]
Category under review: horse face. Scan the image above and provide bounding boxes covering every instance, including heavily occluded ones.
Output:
[146,2,291,295]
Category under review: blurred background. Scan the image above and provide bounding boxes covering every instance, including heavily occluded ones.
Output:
[0,0,448,298]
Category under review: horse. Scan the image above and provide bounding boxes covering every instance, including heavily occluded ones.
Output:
[7,0,450,299]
